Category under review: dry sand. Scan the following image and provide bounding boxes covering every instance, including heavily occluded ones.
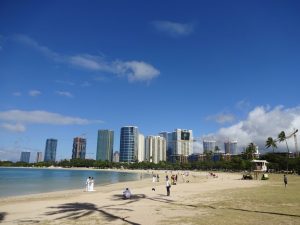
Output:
[0,171,262,225]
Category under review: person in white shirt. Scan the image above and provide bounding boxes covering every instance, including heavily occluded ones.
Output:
[123,188,131,199]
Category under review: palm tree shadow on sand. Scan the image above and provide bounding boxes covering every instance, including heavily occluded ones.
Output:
[44,193,176,225]
[0,212,7,223]
[45,201,142,225]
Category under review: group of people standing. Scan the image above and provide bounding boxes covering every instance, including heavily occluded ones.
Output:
[86,176,95,192]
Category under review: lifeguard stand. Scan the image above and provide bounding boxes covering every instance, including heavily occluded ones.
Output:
[251,160,268,180]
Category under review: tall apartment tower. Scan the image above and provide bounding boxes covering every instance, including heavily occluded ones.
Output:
[145,136,166,163]
[72,137,86,159]
[138,133,145,162]
[161,129,193,162]
[20,152,30,163]
[224,140,238,155]
[36,152,43,163]
[120,126,139,163]
[159,132,174,162]
[203,140,216,154]
[96,130,114,161]
[44,139,57,162]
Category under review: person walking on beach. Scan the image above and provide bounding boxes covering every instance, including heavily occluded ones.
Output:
[284,174,288,188]
[166,177,171,196]
[86,177,91,191]
[152,175,156,191]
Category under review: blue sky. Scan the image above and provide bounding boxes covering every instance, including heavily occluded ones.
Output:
[1,0,300,161]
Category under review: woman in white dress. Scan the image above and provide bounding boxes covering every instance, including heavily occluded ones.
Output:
[86,177,90,192]
[89,177,94,191]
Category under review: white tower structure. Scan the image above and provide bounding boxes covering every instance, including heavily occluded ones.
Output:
[138,133,145,162]
[145,136,166,163]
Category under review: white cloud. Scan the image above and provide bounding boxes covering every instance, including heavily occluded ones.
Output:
[70,55,160,82]
[1,123,26,132]
[114,60,160,82]
[81,81,92,87]
[55,91,73,98]
[208,106,300,153]
[12,92,22,96]
[0,147,22,162]
[13,35,160,83]
[236,100,251,111]
[206,113,235,124]
[55,80,75,86]
[29,90,41,97]
[0,109,103,132]
[152,20,195,37]
[13,34,61,61]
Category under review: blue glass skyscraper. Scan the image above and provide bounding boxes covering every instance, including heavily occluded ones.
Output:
[20,152,30,163]
[44,139,57,162]
[120,126,138,162]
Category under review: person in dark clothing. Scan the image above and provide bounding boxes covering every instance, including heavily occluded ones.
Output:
[166,177,171,196]
[284,174,288,188]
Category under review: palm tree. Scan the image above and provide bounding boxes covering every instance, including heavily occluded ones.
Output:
[265,137,277,153]
[244,142,256,160]
[278,131,290,154]
[214,146,220,153]
[278,131,290,171]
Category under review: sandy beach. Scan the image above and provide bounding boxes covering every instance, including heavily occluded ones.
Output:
[0,171,265,225]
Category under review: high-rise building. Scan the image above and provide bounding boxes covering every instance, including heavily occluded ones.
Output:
[113,151,120,162]
[20,152,30,163]
[119,126,139,162]
[138,133,145,162]
[36,152,43,163]
[224,140,238,155]
[145,136,166,163]
[160,129,193,162]
[44,139,57,162]
[96,130,114,161]
[159,132,174,162]
[203,140,216,154]
[72,137,86,159]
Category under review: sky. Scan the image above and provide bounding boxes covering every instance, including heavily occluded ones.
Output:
[1,0,300,162]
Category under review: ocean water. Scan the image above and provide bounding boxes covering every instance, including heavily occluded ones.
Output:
[0,167,150,198]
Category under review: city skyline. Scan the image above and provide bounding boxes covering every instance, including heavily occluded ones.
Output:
[1,1,300,161]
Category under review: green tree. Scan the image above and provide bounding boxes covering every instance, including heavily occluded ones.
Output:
[278,131,290,170]
[278,131,290,154]
[265,137,277,153]
[243,143,256,160]
[214,146,220,153]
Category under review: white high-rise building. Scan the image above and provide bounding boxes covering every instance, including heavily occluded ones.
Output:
[138,133,145,162]
[224,140,238,155]
[203,140,216,154]
[36,152,43,163]
[159,129,193,162]
[145,136,166,163]
[174,129,193,156]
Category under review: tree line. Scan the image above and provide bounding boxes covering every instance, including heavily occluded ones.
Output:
[1,153,299,174]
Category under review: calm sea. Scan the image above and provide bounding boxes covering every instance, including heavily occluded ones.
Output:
[0,167,150,198]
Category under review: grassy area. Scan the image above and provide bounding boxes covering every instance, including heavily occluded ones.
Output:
[165,174,300,225]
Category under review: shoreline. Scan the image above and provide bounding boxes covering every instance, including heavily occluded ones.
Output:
[0,171,265,225]
[0,168,245,200]
[0,167,154,200]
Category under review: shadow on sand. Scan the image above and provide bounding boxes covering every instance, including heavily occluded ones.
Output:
[45,193,221,225]
[228,207,300,218]
[0,212,7,223]
[45,202,140,225]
